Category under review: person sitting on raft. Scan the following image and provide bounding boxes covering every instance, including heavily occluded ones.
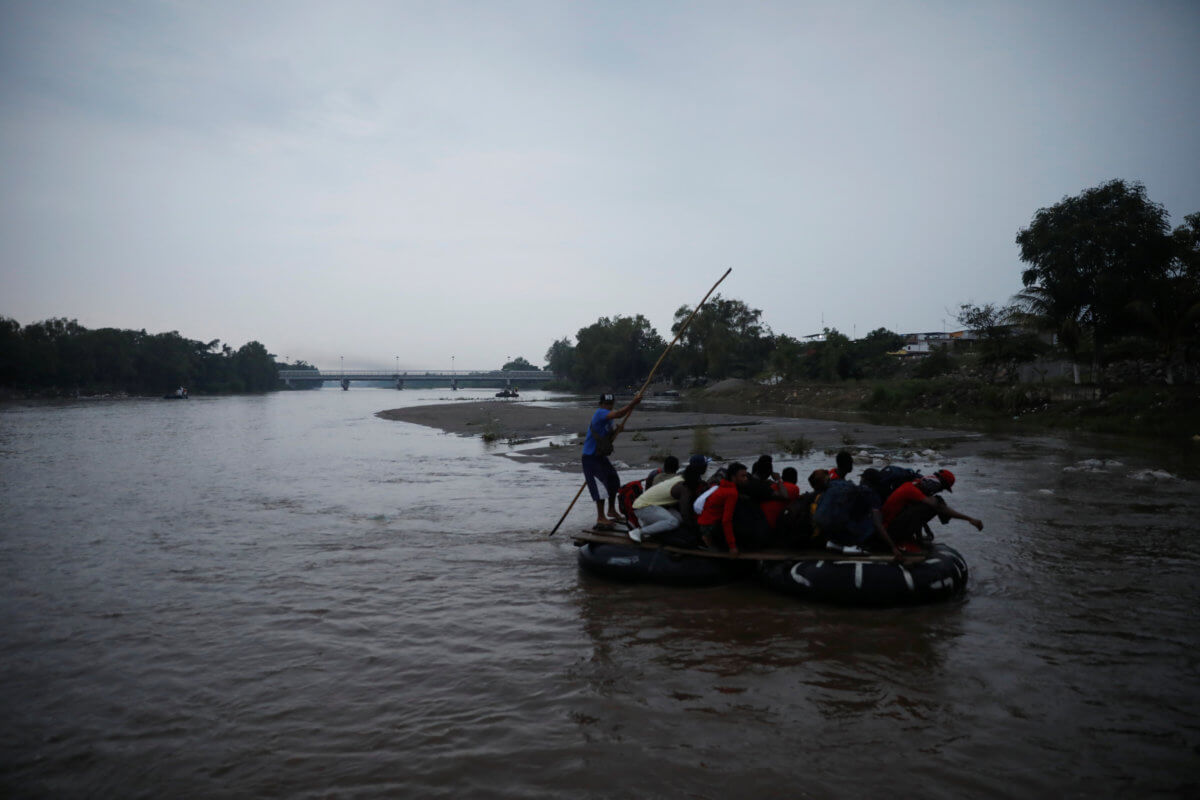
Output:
[744,455,786,501]
[760,466,801,533]
[809,470,903,559]
[771,467,819,548]
[664,455,710,545]
[696,461,749,555]
[881,469,983,548]
[644,455,680,488]
[828,450,853,481]
[752,454,779,482]
[629,468,684,542]
[582,391,642,531]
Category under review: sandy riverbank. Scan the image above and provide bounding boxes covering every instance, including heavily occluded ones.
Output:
[377,399,984,473]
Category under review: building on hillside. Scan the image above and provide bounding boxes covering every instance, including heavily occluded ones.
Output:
[896,330,978,356]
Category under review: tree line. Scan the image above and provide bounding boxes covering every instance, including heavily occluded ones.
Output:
[545,179,1199,389]
[543,303,914,390]
[0,317,310,395]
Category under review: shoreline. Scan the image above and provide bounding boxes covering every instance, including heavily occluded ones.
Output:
[376,399,992,474]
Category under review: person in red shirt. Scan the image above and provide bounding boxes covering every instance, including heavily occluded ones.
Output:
[881,469,982,546]
[761,466,801,531]
[697,461,749,554]
[827,451,854,481]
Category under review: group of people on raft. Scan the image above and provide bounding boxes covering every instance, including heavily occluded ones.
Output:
[581,392,984,559]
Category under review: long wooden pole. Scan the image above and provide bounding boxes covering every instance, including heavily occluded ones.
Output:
[548,267,732,536]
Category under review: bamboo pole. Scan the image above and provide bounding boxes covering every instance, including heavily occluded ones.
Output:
[548,267,732,536]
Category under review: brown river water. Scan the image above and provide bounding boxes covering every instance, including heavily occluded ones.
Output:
[1,388,1198,798]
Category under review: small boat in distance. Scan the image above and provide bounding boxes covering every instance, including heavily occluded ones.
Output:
[495,387,519,398]
[163,387,189,400]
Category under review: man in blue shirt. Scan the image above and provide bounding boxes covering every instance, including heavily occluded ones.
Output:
[583,391,642,530]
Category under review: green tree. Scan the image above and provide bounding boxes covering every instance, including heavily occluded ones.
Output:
[137,331,193,392]
[571,315,664,389]
[0,317,295,395]
[957,303,1045,381]
[1015,179,1174,381]
[0,315,29,386]
[847,328,906,379]
[544,337,576,378]
[798,328,853,381]
[766,334,805,381]
[1125,212,1200,384]
[668,295,773,381]
[501,356,536,371]
[234,341,277,392]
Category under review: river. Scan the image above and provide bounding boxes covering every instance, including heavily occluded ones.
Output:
[1,388,1197,798]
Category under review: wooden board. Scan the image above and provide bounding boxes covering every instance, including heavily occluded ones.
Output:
[572,530,926,564]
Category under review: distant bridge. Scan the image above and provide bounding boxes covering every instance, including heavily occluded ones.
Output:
[278,369,553,389]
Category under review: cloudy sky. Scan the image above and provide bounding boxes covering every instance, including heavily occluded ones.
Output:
[2,1,1198,371]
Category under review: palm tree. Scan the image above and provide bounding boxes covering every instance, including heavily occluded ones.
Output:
[1011,285,1084,384]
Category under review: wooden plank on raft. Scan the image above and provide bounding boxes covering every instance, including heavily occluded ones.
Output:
[573,530,926,564]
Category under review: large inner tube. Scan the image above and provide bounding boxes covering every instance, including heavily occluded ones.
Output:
[758,542,969,606]
[577,542,751,586]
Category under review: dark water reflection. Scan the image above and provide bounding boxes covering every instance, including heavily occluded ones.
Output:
[1,390,1198,798]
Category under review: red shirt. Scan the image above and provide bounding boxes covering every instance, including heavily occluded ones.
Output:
[761,481,800,529]
[696,479,740,550]
[881,481,927,526]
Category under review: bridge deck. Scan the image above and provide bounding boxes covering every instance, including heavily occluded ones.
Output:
[278,369,552,383]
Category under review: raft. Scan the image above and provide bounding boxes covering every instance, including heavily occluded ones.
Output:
[758,542,969,606]
[572,531,968,605]
[576,539,751,586]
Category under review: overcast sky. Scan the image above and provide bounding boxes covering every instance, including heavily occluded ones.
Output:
[2,1,1198,370]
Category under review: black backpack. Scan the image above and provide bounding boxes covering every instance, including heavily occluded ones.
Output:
[876,466,922,498]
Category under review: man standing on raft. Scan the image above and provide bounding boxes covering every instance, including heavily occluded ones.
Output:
[583,392,642,531]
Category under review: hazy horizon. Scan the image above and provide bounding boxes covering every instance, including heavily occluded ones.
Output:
[3,1,1198,370]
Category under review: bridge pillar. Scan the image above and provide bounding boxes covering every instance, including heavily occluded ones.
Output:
[341,378,350,391]
[451,378,457,391]
[395,378,404,390]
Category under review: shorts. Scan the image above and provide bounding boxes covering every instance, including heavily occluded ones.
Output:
[582,454,620,503]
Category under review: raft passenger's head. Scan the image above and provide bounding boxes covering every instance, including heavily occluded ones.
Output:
[726,462,749,486]
[933,469,955,492]
[917,477,943,495]
[808,469,830,491]
[751,457,773,480]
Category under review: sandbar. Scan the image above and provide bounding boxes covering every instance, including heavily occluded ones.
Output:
[377,399,980,473]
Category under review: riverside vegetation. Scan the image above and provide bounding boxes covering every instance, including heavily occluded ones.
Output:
[543,180,1200,440]
[0,317,314,397]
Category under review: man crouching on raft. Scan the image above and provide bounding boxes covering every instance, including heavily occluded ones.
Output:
[582,391,643,531]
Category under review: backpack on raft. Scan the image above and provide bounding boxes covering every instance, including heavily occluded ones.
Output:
[812,480,875,546]
[876,465,922,498]
[773,494,815,548]
[616,480,644,529]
